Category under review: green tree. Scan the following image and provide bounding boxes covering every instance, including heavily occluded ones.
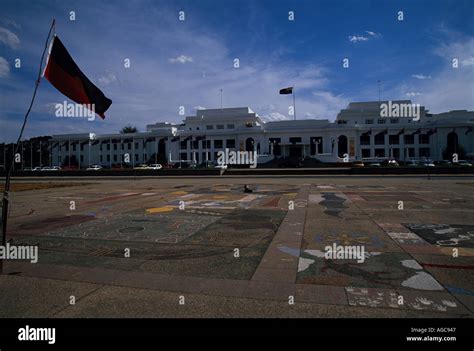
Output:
[120,125,138,134]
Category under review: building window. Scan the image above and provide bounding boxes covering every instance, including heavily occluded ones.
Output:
[134,142,139,149]
[269,138,281,156]
[114,143,117,150]
[365,119,374,125]
[360,135,370,146]
[289,137,302,144]
[80,144,84,151]
[202,140,210,149]
[216,124,224,130]
[404,134,414,144]
[419,134,430,144]
[374,148,385,157]
[128,143,131,150]
[377,119,386,124]
[419,147,430,157]
[107,155,110,162]
[390,118,399,124]
[114,155,117,162]
[180,152,187,160]
[361,149,371,158]
[389,135,399,145]
[106,143,110,151]
[135,154,139,161]
[392,148,400,159]
[226,139,236,148]
[180,140,187,150]
[192,140,199,149]
[227,124,235,129]
[72,144,76,151]
[310,137,323,155]
[374,133,385,145]
[58,156,61,162]
[206,125,214,130]
[100,155,103,162]
[214,140,223,149]
[80,155,84,162]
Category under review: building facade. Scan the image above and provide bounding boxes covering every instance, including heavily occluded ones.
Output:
[50,101,474,168]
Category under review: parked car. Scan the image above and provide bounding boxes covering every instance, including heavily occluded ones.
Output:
[32,167,42,171]
[133,164,148,170]
[86,165,102,170]
[458,160,473,167]
[367,162,381,167]
[148,164,162,170]
[421,160,435,167]
[41,166,52,171]
[387,160,399,167]
[436,160,452,166]
[51,166,62,170]
[352,161,365,167]
[406,160,419,167]
[215,164,228,169]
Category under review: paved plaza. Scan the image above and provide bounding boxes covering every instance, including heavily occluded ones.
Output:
[1,176,473,317]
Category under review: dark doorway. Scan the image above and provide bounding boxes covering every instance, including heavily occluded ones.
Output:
[289,146,302,157]
[337,135,348,158]
[245,138,254,152]
[447,132,458,152]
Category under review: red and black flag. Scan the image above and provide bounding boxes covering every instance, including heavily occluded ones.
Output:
[279,87,293,95]
[43,35,112,119]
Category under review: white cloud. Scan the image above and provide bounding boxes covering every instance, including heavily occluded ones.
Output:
[0,57,10,77]
[365,31,381,38]
[98,71,118,86]
[0,27,20,49]
[406,92,422,97]
[349,35,368,43]
[349,31,381,43]
[0,18,21,30]
[169,55,193,64]
[392,36,474,113]
[412,74,431,80]
[462,57,474,66]
[194,106,206,111]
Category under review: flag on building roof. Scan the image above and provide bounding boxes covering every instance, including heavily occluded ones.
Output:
[279,87,293,95]
[43,35,112,119]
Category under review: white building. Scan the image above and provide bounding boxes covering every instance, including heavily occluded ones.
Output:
[50,101,474,168]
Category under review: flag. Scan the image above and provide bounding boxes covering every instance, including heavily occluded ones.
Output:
[43,35,112,119]
[279,87,293,95]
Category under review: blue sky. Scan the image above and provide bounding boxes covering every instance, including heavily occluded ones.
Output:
[0,0,473,142]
